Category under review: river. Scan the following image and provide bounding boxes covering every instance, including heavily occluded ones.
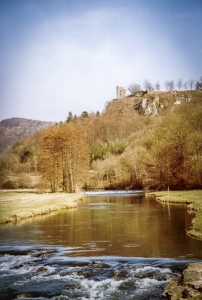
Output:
[0,192,201,299]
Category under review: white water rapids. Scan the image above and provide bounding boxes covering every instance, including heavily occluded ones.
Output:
[0,192,202,299]
[0,246,194,300]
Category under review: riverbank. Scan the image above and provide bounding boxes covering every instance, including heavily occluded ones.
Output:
[149,190,202,240]
[163,262,202,299]
[0,190,84,224]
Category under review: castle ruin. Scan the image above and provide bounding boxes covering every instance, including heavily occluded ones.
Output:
[116,86,127,99]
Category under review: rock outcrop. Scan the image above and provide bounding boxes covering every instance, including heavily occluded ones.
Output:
[163,263,202,299]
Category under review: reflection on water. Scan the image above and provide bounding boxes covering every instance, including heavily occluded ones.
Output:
[0,195,201,259]
[0,194,202,299]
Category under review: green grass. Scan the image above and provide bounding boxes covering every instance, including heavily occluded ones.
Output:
[0,191,84,224]
[149,190,202,240]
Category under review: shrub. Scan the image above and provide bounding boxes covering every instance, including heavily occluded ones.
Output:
[1,179,18,189]
[17,174,31,188]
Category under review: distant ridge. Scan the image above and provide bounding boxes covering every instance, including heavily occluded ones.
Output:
[0,117,54,153]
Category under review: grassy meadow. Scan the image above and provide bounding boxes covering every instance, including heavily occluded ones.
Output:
[0,191,84,224]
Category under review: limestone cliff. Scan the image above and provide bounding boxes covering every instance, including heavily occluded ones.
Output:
[105,91,194,117]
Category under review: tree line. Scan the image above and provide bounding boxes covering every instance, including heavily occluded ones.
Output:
[128,77,202,95]
[0,90,202,192]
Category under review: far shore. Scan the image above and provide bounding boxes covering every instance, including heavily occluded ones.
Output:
[148,190,202,241]
[0,190,85,224]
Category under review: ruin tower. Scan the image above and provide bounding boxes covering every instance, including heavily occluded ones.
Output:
[116,86,126,99]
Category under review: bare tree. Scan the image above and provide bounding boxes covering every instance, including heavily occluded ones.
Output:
[170,80,175,91]
[164,81,169,91]
[143,80,153,92]
[188,79,195,90]
[128,83,141,95]
[155,81,160,91]
[165,80,175,91]
[37,123,89,192]
[184,81,188,90]
[176,78,183,91]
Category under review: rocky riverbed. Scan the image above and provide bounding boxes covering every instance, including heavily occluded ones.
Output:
[163,263,202,299]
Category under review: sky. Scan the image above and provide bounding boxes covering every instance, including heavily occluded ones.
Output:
[0,0,202,122]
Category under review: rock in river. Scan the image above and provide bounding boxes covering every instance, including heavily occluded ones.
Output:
[163,263,202,299]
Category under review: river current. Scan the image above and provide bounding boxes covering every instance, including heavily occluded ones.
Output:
[0,192,202,299]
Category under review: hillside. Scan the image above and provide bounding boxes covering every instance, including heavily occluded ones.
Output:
[0,118,54,153]
[0,90,202,191]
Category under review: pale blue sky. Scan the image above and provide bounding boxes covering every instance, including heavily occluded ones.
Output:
[0,0,202,122]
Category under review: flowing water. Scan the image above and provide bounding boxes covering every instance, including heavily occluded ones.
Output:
[0,193,202,299]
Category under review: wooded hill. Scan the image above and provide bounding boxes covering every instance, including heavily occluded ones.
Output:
[0,118,54,153]
[0,90,202,192]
